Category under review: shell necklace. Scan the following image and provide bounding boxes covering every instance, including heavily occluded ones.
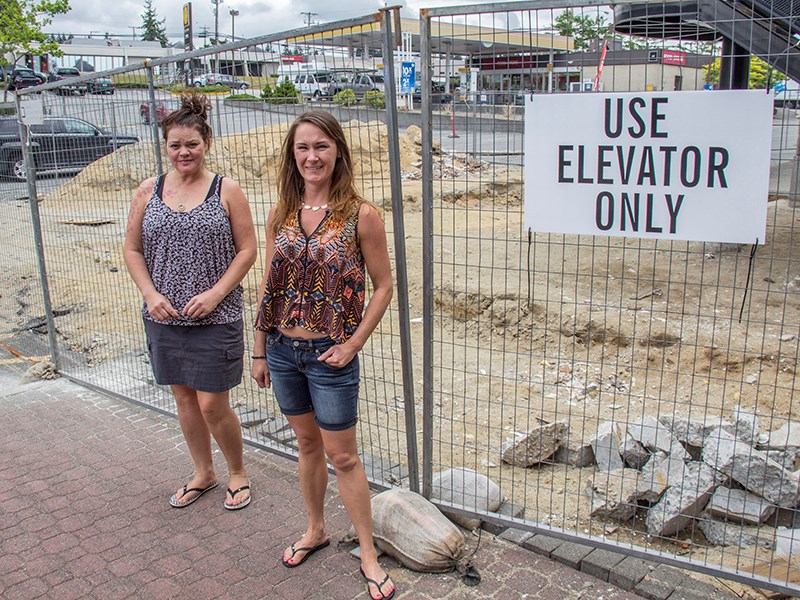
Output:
[302,203,328,212]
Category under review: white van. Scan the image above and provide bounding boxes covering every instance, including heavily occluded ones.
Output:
[773,80,800,109]
[294,72,338,100]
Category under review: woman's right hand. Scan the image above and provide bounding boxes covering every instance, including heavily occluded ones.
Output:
[251,360,271,389]
[144,292,180,321]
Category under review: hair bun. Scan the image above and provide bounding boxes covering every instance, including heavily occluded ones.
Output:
[180,92,210,121]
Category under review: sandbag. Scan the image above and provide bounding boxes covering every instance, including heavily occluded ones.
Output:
[431,468,504,531]
[371,488,466,572]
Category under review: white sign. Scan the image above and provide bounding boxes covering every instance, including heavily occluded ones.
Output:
[524,90,772,244]
[19,96,44,125]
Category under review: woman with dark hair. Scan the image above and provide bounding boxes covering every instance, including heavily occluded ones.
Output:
[124,92,257,510]
[251,111,396,599]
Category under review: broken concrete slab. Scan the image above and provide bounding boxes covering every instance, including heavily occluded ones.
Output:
[732,405,761,446]
[703,427,800,508]
[554,434,595,468]
[765,448,800,472]
[633,452,681,504]
[658,414,736,448]
[586,468,641,522]
[762,422,800,451]
[775,526,800,557]
[627,415,689,461]
[646,461,722,536]
[591,421,624,471]
[698,515,776,549]
[500,421,568,467]
[706,487,775,525]
[620,432,651,470]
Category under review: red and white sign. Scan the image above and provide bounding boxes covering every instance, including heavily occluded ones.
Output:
[281,55,304,63]
[662,50,686,66]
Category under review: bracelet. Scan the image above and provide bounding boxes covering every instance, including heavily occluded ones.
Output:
[251,355,267,360]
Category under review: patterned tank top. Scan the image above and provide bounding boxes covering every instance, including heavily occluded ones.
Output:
[255,207,366,344]
[141,174,243,326]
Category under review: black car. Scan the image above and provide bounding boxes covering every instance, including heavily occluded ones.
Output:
[6,67,42,91]
[47,67,88,95]
[0,116,139,181]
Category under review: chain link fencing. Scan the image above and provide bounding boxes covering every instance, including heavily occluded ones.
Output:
[418,0,800,595]
[7,0,800,593]
[10,8,417,486]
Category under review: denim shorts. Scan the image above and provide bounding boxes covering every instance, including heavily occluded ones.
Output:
[266,331,360,431]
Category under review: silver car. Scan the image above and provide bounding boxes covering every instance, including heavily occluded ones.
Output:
[192,72,249,90]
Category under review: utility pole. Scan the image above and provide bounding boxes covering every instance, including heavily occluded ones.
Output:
[211,0,224,44]
[300,11,317,26]
[130,26,138,40]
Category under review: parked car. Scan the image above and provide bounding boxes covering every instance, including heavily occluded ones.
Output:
[6,67,42,91]
[331,72,385,98]
[86,77,115,95]
[139,100,180,125]
[192,72,249,89]
[0,116,139,181]
[47,67,88,95]
[293,72,343,100]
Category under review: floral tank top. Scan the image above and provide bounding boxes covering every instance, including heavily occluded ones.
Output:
[255,207,365,344]
[141,174,243,326]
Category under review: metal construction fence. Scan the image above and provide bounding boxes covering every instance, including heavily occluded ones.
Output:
[418,0,800,595]
[8,9,417,487]
[4,0,800,594]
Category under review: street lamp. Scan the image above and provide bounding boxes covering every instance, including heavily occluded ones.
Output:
[230,9,239,41]
[230,9,240,76]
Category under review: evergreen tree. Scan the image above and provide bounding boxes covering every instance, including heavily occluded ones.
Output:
[140,0,168,47]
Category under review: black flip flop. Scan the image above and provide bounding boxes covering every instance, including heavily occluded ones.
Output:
[223,484,252,510]
[282,539,330,568]
[359,567,396,600]
[169,482,218,508]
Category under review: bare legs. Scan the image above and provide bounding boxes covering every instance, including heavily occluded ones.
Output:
[172,385,250,506]
[282,413,394,599]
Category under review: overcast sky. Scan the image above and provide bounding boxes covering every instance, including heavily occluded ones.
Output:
[46,0,502,42]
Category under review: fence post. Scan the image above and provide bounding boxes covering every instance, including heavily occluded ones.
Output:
[419,10,434,500]
[791,120,800,205]
[15,93,61,370]
[146,65,163,176]
[380,6,419,493]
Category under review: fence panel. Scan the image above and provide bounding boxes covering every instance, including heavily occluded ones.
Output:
[13,9,415,488]
[421,0,800,594]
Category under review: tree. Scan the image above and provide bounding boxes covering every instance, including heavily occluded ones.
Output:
[0,0,70,69]
[703,55,786,89]
[140,0,168,47]
[553,9,612,51]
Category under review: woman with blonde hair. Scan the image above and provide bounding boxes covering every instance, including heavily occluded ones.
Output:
[125,92,256,511]
[252,111,395,599]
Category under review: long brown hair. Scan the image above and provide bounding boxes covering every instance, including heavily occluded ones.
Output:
[271,111,363,237]
[161,91,212,145]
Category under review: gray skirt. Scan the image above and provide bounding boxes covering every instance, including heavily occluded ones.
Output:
[144,319,244,393]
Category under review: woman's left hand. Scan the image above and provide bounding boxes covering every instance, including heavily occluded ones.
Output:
[318,342,357,368]
[182,290,223,319]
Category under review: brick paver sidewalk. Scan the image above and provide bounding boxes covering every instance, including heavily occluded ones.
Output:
[0,375,647,599]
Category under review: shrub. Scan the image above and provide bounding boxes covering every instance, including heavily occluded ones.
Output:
[333,88,356,107]
[262,78,300,104]
[362,89,385,109]
[227,93,259,101]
